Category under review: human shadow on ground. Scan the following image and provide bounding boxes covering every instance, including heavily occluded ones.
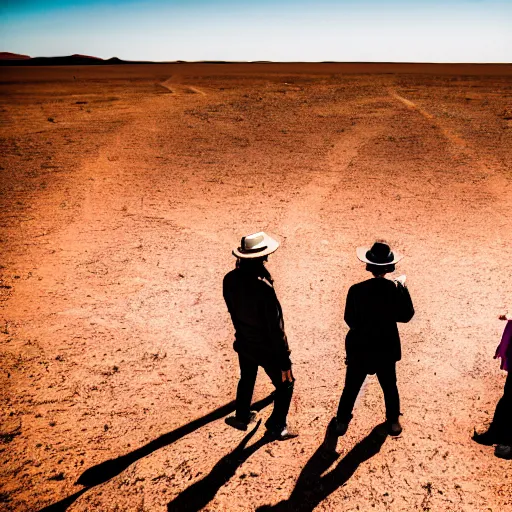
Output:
[38,393,274,512]
[37,489,89,512]
[167,419,273,512]
[257,421,389,512]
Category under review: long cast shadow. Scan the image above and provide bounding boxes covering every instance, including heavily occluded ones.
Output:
[167,420,272,512]
[36,489,88,512]
[257,421,389,512]
[38,393,274,512]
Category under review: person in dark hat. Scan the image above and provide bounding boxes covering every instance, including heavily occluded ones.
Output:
[223,232,296,441]
[472,312,512,459]
[333,241,415,437]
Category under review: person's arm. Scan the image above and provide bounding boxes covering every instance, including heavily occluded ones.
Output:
[344,286,357,329]
[495,318,512,368]
[395,282,415,323]
[506,333,512,363]
[263,285,292,372]
[222,275,233,316]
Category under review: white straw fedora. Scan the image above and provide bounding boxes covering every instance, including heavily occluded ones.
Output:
[356,241,403,265]
[232,232,280,259]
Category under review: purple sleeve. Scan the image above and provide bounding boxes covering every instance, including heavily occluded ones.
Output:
[505,321,512,360]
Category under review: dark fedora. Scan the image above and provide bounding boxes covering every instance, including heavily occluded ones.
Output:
[356,241,404,266]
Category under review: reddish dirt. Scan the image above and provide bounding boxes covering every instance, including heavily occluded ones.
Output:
[1,63,511,512]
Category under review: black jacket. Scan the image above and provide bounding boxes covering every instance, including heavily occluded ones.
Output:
[344,277,414,369]
[223,266,291,370]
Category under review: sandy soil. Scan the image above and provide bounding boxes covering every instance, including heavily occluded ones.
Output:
[1,63,511,512]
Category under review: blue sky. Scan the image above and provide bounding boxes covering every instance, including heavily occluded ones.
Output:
[1,0,511,62]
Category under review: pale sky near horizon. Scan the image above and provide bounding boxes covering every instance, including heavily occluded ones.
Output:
[1,0,511,62]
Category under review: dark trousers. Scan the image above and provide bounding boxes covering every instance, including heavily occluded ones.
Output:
[236,353,294,431]
[489,371,512,444]
[337,362,400,423]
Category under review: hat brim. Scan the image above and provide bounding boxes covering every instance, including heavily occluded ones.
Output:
[233,237,280,259]
[356,246,404,265]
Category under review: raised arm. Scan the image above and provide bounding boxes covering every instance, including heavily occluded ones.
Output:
[395,282,415,323]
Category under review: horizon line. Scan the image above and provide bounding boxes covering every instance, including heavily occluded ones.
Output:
[1,54,512,66]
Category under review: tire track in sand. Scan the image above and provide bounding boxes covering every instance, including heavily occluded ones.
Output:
[389,89,467,148]
[390,87,511,219]
[160,76,207,96]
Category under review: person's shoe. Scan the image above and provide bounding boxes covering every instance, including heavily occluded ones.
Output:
[225,412,257,431]
[472,429,498,446]
[388,420,402,436]
[332,417,349,436]
[495,444,512,459]
[265,426,299,441]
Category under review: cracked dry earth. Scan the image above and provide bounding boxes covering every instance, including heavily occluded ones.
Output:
[1,63,511,511]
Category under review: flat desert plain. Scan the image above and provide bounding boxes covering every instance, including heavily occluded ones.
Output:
[1,63,511,512]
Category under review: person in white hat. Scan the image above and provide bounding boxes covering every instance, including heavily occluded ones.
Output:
[223,232,296,441]
[333,241,414,437]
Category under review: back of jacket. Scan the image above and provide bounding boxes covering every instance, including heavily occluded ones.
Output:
[223,267,291,370]
[344,277,414,367]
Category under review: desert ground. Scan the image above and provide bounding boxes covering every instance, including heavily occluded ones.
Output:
[1,62,511,511]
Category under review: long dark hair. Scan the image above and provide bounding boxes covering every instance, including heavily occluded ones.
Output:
[236,256,273,283]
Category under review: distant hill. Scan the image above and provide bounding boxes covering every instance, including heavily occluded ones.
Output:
[0,54,151,66]
[0,52,31,60]
[70,54,103,61]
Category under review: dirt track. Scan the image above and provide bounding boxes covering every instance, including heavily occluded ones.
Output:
[1,63,511,511]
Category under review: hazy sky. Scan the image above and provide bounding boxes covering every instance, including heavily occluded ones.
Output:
[1,0,511,62]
